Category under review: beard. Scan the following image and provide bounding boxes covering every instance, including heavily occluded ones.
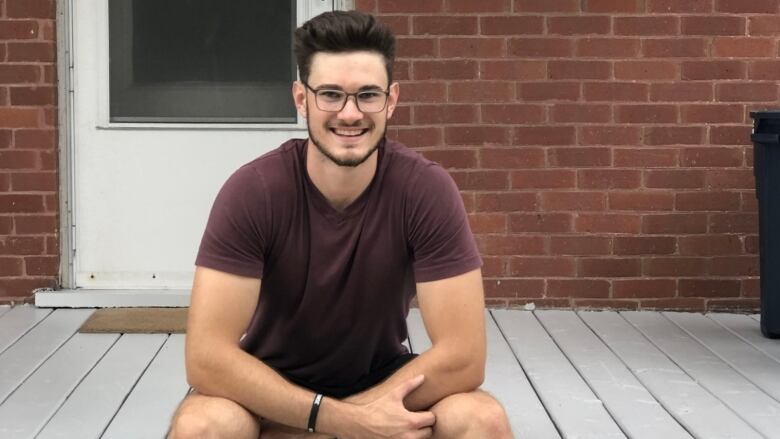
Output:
[306,107,386,168]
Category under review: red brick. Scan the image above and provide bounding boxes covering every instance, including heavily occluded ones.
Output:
[578,38,640,58]
[584,82,648,102]
[397,81,446,103]
[396,38,437,58]
[615,105,678,124]
[512,170,575,189]
[510,213,572,232]
[645,170,705,189]
[642,38,707,57]
[413,16,477,35]
[681,104,744,124]
[584,0,641,12]
[549,61,611,80]
[393,61,410,81]
[749,61,780,80]
[0,256,23,276]
[706,169,755,190]
[6,0,55,18]
[0,174,8,192]
[0,236,45,255]
[9,86,55,106]
[508,38,573,58]
[514,126,576,146]
[24,255,57,275]
[449,81,514,103]
[0,130,11,148]
[579,170,640,189]
[742,192,757,212]
[477,235,546,256]
[482,256,506,276]
[743,278,760,297]
[541,192,606,211]
[711,126,749,145]
[0,216,11,233]
[640,298,706,311]
[389,105,410,126]
[445,0,511,12]
[414,104,478,124]
[681,147,744,167]
[379,0,444,12]
[0,20,39,39]
[716,0,780,13]
[509,257,576,277]
[579,258,641,277]
[649,0,711,12]
[440,38,505,59]
[476,192,537,211]
[682,16,746,36]
[484,279,545,298]
[615,61,677,80]
[481,104,545,124]
[576,214,641,233]
[480,16,544,35]
[679,279,741,298]
[461,193,476,212]
[378,16,410,36]
[574,299,639,310]
[678,235,742,256]
[643,257,707,276]
[39,150,56,171]
[0,150,37,169]
[710,256,759,276]
[413,60,477,80]
[394,127,442,147]
[548,279,610,298]
[0,194,47,213]
[483,148,546,169]
[717,82,778,102]
[0,107,39,127]
[517,82,580,101]
[579,125,641,145]
[676,192,742,212]
[745,235,759,253]
[707,299,760,312]
[445,126,511,145]
[468,213,507,234]
[609,192,674,211]
[10,172,56,191]
[614,279,677,298]
[514,0,579,12]
[682,61,746,80]
[709,213,758,233]
[749,16,780,35]
[644,126,705,145]
[614,17,679,36]
[614,148,678,167]
[480,60,546,80]
[13,129,55,149]
[14,214,56,234]
[7,42,55,62]
[548,16,611,35]
[649,83,713,102]
[551,104,611,123]
[355,0,377,12]
[549,147,611,167]
[712,37,775,57]
[614,237,676,255]
[642,214,708,234]
[0,277,56,298]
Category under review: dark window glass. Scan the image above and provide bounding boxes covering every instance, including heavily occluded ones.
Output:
[109,0,296,123]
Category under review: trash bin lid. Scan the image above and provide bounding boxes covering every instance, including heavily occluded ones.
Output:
[750,110,780,120]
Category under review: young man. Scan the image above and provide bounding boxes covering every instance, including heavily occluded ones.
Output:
[168,10,512,439]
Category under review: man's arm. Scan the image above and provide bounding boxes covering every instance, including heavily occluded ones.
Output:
[186,266,435,438]
[344,268,487,411]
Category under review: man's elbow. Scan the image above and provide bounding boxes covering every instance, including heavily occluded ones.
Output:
[462,356,486,390]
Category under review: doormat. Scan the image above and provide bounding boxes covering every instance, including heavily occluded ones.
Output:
[79,308,188,334]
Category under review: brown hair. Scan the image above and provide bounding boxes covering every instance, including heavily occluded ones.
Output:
[293,10,395,85]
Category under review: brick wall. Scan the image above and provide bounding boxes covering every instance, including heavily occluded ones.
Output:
[0,0,58,304]
[360,0,780,311]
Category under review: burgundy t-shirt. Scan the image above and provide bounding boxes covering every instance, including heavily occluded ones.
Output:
[195,137,482,390]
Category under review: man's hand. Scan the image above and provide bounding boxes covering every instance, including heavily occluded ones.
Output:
[338,375,436,439]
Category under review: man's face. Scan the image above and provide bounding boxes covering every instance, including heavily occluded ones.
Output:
[293,51,399,168]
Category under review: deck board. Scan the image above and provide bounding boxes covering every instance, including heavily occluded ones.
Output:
[708,313,780,364]
[0,305,52,355]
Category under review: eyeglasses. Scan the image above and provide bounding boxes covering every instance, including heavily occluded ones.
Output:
[302,81,390,113]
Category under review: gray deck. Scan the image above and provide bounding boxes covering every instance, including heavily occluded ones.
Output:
[1,305,779,438]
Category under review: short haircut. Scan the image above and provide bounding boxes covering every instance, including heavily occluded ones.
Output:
[293,10,395,85]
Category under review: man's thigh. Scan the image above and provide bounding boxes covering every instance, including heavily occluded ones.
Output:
[167,389,261,439]
[429,389,513,439]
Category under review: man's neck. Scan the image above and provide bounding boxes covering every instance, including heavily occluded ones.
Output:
[305,141,378,212]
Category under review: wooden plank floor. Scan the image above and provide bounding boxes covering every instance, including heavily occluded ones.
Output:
[1,305,779,438]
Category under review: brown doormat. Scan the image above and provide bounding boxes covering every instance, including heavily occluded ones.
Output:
[79,308,188,333]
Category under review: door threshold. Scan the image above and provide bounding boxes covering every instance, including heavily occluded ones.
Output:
[35,289,190,308]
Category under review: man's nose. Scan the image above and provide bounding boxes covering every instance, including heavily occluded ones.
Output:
[337,96,364,121]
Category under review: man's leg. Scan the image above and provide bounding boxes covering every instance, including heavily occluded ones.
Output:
[429,389,513,439]
[167,389,262,439]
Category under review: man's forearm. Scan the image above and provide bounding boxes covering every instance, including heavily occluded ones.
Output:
[344,346,484,411]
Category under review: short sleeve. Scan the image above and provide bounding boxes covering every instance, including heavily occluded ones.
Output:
[406,164,482,283]
[195,165,268,278]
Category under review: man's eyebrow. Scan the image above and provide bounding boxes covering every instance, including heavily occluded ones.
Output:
[313,83,386,91]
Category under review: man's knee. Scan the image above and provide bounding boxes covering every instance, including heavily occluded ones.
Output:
[168,393,261,439]
[432,390,513,439]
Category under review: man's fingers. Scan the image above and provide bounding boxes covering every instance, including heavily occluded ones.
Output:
[411,410,436,429]
[396,374,426,399]
[411,426,434,438]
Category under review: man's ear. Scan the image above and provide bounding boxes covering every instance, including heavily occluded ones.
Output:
[386,82,400,120]
[292,81,307,119]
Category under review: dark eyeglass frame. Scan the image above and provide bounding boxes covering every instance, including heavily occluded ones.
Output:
[301,80,391,113]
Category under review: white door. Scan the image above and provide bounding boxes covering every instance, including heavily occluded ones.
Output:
[69,1,336,293]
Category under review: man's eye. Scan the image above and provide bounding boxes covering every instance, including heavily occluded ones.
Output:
[318,90,344,101]
[358,91,382,100]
